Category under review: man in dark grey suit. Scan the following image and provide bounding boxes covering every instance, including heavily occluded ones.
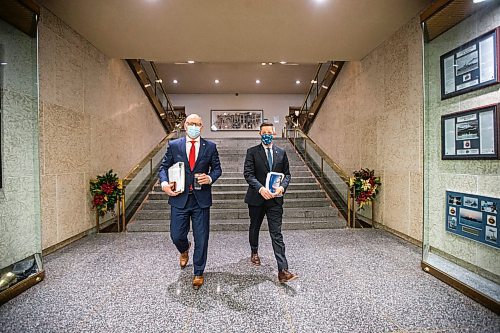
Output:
[243,122,297,283]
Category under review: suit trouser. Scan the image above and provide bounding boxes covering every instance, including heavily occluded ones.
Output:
[170,194,210,276]
[248,200,288,271]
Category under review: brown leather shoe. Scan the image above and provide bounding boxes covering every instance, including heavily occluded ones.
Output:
[278,270,298,283]
[179,242,191,269]
[192,275,204,290]
[250,253,261,266]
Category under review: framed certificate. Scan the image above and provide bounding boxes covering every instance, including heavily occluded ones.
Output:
[440,27,500,100]
[441,104,499,160]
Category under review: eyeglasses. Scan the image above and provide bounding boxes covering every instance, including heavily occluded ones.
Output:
[185,122,202,127]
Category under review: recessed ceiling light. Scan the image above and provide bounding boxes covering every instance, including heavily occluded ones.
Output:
[280,61,287,64]
[473,0,487,3]
[173,79,178,84]
[256,79,261,84]
[155,79,162,83]
[296,80,301,84]
[268,62,272,65]
[144,83,151,88]
[311,80,317,84]
[0,62,7,65]
[321,84,328,89]
[187,60,195,64]
[214,79,220,84]
[261,62,267,65]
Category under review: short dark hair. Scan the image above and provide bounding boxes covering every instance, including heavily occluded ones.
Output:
[260,122,274,130]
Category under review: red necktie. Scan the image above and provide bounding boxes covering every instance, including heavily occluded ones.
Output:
[189,140,196,171]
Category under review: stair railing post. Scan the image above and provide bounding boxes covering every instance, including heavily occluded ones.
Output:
[121,187,126,232]
[95,210,99,233]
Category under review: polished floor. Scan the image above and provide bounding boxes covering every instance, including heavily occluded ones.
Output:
[0,229,498,333]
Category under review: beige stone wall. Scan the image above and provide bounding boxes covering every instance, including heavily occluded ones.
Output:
[308,16,423,241]
[38,8,166,249]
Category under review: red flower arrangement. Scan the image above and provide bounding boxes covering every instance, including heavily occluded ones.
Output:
[349,168,382,210]
[90,170,122,216]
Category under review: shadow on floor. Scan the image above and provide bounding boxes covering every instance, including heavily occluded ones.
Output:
[166,258,297,312]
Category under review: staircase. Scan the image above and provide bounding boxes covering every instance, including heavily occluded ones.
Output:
[127,138,346,232]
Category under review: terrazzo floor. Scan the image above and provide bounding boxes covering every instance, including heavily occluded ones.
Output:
[0,229,498,333]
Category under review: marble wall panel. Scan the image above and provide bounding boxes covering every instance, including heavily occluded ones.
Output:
[310,15,424,242]
[38,8,166,249]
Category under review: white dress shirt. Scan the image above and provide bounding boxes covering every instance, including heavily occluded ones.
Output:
[161,136,211,189]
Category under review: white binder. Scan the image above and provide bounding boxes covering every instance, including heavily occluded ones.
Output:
[168,162,185,193]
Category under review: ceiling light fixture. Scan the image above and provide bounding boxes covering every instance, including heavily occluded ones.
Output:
[173,79,178,84]
[321,84,328,89]
[296,80,301,84]
[280,61,287,64]
[261,62,267,65]
[187,60,195,64]
[144,83,151,88]
[214,79,220,84]
[0,62,7,65]
[155,79,162,83]
[256,79,261,84]
[268,62,272,65]
[473,0,487,3]
[311,80,317,84]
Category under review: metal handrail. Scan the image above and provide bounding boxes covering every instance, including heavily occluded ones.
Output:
[286,127,358,228]
[288,128,349,184]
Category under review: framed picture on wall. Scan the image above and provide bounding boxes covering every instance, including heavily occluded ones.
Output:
[210,109,263,131]
[440,27,500,100]
[441,104,499,160]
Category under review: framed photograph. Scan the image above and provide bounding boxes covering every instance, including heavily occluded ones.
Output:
[441,104,499,159]
[445,191,499,249]
[211,110,263,131]
[440,27,499,100]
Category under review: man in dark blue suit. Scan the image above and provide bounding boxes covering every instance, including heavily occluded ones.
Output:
[159,114,222,289]
[244,122,297,283]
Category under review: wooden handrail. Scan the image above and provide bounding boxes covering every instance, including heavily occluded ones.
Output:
[290,128,350,184]
[123,132,177,185]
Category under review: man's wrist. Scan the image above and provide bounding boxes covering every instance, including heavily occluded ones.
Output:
[207,175,212,184]
[258,186,265,194]
[161,181,169,188]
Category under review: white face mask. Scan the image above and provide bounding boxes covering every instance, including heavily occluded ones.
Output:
[186,125,201,139]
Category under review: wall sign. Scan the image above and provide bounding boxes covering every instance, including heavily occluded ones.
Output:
[440,27,499,100]
[441,104,499,159]
[446,191,499,249]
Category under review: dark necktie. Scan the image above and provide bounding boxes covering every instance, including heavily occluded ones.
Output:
[266,148,273,171]
[189,140,196,171]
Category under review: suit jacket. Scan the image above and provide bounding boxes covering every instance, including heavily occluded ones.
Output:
[158,137,222,209]
[244,144,291,206]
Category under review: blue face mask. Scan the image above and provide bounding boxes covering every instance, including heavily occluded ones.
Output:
[187,125,201,139]
[261,134,273,145]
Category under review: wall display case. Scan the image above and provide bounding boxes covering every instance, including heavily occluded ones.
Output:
[423,3,500,312]
[440,27,499,100]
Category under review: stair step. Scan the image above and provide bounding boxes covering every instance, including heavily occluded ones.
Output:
[127,217,346,232]
[210,177,317,185]
[219,171,313,178]
[141,197,332,210]
[152,183,320,192]
[133,206,339,220]
[148,190,327,200]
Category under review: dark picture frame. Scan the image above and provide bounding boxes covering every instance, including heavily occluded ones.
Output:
[440,27,500,100]
[210,109,263,131]
[441,104,499,160]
